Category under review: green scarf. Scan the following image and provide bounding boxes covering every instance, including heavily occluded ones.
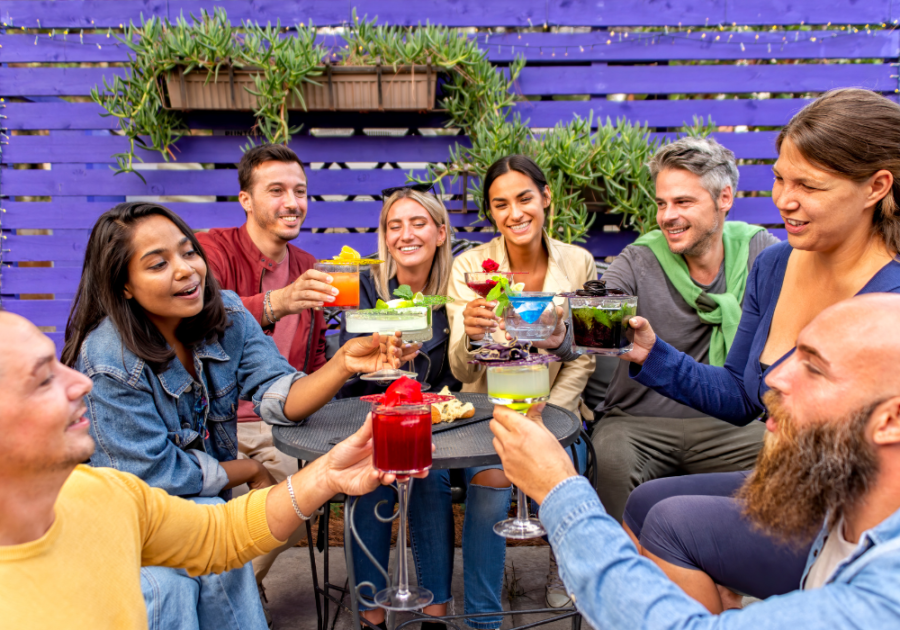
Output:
[633,221,765,366]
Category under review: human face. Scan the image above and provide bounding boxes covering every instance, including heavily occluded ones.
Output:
[487,170,549,248]
[772,137,889,252]
[0,313,95,476]
[384,198,446,273]
[654,167,729,257]
[123,215,207,334]
[240,160,308,242]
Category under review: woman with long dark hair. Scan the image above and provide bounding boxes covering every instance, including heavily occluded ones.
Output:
[62,202,413,630]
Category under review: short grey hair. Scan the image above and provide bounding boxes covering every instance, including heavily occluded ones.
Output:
[647,136,739,202]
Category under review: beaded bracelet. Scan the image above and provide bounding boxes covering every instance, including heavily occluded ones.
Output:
[285,474,312,521]
[263,290,279,325]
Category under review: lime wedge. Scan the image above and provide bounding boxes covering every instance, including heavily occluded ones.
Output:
[386,298,415,308]
[375,299,389,310]
[413,292,425,304]
[511,282,526,294]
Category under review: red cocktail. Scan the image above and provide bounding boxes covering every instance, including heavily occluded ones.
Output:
[464,271,519,298]
[371,404,432,474]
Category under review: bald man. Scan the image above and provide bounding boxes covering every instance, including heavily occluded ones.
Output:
[0,312,399,630]
[490,294,900,629]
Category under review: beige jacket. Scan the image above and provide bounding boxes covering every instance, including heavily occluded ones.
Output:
[447,232,597,415]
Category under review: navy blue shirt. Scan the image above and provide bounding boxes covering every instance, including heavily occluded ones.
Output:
[338,269,461,398]
[633,241,900,425]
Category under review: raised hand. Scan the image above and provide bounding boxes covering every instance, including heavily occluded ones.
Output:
[500,305,568,349]
[619,316,657,365]
[490,404,576,505]
[272,269,337,316]
[463,297,500,342]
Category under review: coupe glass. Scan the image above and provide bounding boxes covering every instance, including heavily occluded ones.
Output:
[486,363,551,538]
[464,271,519,346]
[347,307,433,387]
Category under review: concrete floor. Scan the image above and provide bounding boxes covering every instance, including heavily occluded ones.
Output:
[264,546,583,630]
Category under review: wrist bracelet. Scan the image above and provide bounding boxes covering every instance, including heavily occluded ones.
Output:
[285,474,312,521]
[264,290,279,325]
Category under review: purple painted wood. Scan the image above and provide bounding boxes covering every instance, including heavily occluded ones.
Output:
[728,197,782,224]
[516,63,893,96]
[2,134,467,164]
[3,31,897,64]
[0,166,468,196]
[0,163,774,196]
[3,299,73,326]
[2,201,492,230]
[4,61,892,97]
[1,131,778,163]
[1,267,85,294]
[3,0,890,28]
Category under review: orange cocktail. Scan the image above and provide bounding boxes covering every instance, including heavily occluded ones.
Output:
[314,262,360,310]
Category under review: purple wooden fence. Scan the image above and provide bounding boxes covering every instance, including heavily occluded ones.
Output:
[2,0,898,350]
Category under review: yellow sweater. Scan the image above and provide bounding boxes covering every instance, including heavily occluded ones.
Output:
[0,465,284,629]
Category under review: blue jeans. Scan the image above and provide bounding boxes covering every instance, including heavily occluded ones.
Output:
[140,497,267,630]
[351,467,512,630]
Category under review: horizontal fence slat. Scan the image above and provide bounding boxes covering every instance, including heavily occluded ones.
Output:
[3,135,467,164]
[0,166,470,196]
[516,63,893,96]
[1,164,774,196]
[3,62,893,97]
[4,31,897,64]
[1,131,779,164]
[3,1,890,28]
[3,98,837,131]
[2,200,492,231]
[2,299,73,326]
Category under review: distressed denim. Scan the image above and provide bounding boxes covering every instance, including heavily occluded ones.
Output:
[78,290,302,498]
[540,475,900,630]
[351,468,511,629]
[140,496,267,630]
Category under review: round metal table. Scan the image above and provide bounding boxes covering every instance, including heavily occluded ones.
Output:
[272,392,582,469]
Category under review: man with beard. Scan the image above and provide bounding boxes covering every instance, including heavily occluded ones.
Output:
[547,136,779,531]
[196,144,334,612]
[491,293,900,628]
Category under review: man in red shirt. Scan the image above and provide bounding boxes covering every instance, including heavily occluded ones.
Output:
[197,144,339,606]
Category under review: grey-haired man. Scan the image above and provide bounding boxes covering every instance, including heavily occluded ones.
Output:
[556,136,779,529]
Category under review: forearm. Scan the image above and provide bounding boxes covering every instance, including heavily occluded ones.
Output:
[282,351,353,421]
[547,321,581,363]
[264,457,336,541]
[220,459,267,490]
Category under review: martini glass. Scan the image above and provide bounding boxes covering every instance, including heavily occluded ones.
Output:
[464,271,519,347]
[486,363,551,538]
[360,393,453,611]
[346,307,432,385]
[503,292,559,342]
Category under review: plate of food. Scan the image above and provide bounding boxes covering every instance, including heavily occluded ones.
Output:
[430,387,496,433]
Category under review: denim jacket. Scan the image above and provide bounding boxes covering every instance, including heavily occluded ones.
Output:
[78,291,303,499]
[541,476,900,629]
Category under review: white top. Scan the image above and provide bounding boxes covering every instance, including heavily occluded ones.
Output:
[804,517,858,590]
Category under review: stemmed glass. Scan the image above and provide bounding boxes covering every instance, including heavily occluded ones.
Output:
[486,363,551,539]
[346,307,433,387]
[464,271,519,346]
[360,393,452,610]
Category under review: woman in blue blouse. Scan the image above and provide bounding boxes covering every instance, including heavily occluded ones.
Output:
[618,89,900,611]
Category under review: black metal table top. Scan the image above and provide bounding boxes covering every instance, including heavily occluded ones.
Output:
[273,392,581,470]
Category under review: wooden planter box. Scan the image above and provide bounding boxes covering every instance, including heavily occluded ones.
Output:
[164,64,437,111]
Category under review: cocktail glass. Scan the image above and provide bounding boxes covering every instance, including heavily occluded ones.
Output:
[314,262,361,310]
[346,307,433,386]
[359,393,452,611]
[503,292,559,341]
[567,295,638,355]
[464,271,519,346]
[486,363,551,539]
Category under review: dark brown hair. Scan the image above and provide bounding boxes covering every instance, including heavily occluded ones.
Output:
[238,143,306,193]
[481,154,550,230]
[777,88,900,254]
[62,203,229,372]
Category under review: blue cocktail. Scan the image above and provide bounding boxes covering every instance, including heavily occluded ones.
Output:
[503,292,558,341]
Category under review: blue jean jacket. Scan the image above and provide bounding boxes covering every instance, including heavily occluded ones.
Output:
[541,476,900,629]
[77,290,303,499]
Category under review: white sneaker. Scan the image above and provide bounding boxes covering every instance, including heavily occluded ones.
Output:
[545,549,572,609]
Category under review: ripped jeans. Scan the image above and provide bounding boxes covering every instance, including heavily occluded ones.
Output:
[351,466,511,630]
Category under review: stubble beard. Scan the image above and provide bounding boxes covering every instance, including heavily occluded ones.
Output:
[667,204,722,258]
[736,391,880,546]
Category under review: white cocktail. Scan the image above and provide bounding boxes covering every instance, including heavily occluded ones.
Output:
[346,307,434,385]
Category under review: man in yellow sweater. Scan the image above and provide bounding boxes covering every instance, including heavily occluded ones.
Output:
[0,312,401,629]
